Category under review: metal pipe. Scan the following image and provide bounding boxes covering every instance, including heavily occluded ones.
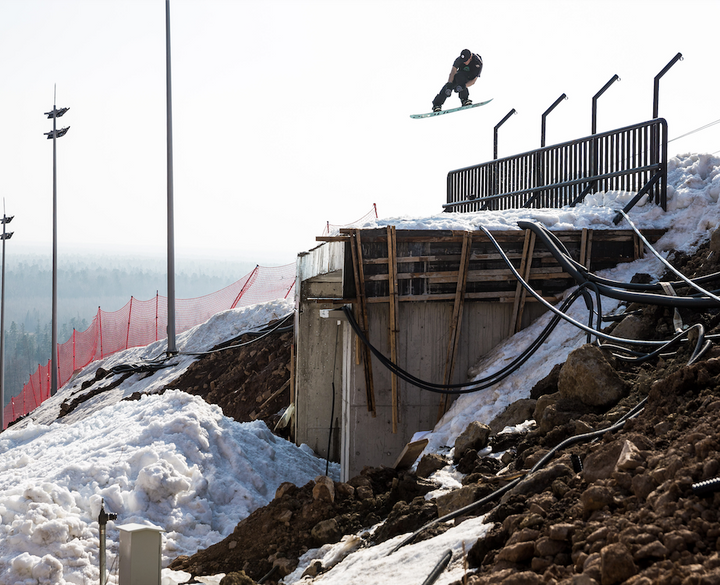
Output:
[0,208,12,430]
[541,93,567,148]
[653,52,683,119]
[493,108,516,159]
[98,500,117,585]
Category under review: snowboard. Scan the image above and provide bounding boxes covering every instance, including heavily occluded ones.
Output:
[410,98,493,119]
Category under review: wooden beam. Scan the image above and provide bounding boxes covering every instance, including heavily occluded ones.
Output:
[350,230,376,416]
[510,230,536,335]
[509,229,533,337]
[387,226,400,433]
[438,231,472,420]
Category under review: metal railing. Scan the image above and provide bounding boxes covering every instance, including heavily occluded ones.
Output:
[444,118,668,221]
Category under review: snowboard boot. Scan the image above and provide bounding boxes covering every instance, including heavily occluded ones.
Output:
[462,99,472,107]
[433,105,442,112]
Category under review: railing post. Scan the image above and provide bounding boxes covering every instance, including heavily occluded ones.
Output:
[494,109,517,160]
[541,94,567,148]
[126,296,133,350]
[592,74,620,135]
[591,75,620,194]
[653,52,683,119]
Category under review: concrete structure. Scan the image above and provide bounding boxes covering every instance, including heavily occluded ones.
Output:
[294,227,663,481]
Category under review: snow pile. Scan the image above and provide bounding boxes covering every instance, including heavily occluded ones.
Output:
[0,298,339,585]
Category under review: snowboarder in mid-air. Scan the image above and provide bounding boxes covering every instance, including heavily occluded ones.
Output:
[432,49,483,112]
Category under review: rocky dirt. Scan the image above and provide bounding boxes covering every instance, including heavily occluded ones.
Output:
[169,236,720,585]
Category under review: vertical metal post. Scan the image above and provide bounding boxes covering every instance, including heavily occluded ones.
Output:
[44,92,69,396]
[494,109,517,160]
[591,75,620,194]
[592,74,620,135]
[51,108,58,395]
[98,499,117,585]
[653,52,683,119]
[541,94,567,148]
[165,0,177,355]
[0,207,13,430]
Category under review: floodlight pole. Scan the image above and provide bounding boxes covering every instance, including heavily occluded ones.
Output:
[653,52,683,119]
[165,0,177,355]
[494,109,517,160]
[0,205,13,430]
[541,93,567,148]
[44,92,69,396]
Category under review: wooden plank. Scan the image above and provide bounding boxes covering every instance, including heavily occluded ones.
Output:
[509,229,533,338]
[585,229,594,272]
[580,228,589,268]
[366,290,555,303]
[514,231,536,334]
[364,267,570,282]
[438,231,472,420]
[393,438,429,470]
[350,230,376,416]
[387,226,400,433]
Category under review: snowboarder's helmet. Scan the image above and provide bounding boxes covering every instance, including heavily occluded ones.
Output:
[460,49,471,60]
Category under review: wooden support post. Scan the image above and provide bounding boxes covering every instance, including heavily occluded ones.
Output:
[580,228,589,268]
[350,230,376,416]
[509,230,536,336]
[584,229,594,271]
[513,231,536,334]
[438,231,472,420]
[387,226,400,433]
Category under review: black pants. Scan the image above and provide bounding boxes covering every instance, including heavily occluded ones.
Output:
[432,70,474,108]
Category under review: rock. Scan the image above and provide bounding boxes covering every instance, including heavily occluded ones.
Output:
[548,522,575,541]
[454,421,491,460]
[633,540,668,561]
[582,441,625,483]
[489,399,537,434]
[436,485,479,518]
[600,542,637,584]
[581,485,614,514]
[511,464,573,496]
[530,363,562,399]
[497,540,535,563]
[558,344,627,408]
[311,518,341,546]
[416,453,447,478]
[355,485,373,500]
[631,474,658,500]
[219,571,256,585]
[335,482,355,499]
[274,482,295,500]
[611,314,646,341]
[500,571,541,585]
[312,476,335,503]
[615,440,644,471]
[535,536,566,557]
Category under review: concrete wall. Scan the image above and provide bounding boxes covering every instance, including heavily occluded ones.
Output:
[340,300,544,479]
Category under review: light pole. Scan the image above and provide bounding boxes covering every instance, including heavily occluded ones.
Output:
[44,92,70,396]
[0,207,13,430]
[165,0,177,355]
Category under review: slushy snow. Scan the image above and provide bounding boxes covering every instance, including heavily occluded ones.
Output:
[1,153,719,585]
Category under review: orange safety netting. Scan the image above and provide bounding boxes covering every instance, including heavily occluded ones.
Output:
[322,203,378,236]
[3,263,296,429]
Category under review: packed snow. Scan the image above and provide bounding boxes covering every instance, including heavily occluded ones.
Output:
[0,152,719,585]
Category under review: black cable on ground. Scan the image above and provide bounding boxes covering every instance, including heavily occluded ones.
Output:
[421,549,453,585]
[179,311,294,357]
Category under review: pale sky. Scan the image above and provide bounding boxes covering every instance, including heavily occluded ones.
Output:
[1,0,718,266]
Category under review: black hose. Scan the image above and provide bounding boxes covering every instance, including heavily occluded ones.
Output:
[421,550,453,585]
[518,221,720,308]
